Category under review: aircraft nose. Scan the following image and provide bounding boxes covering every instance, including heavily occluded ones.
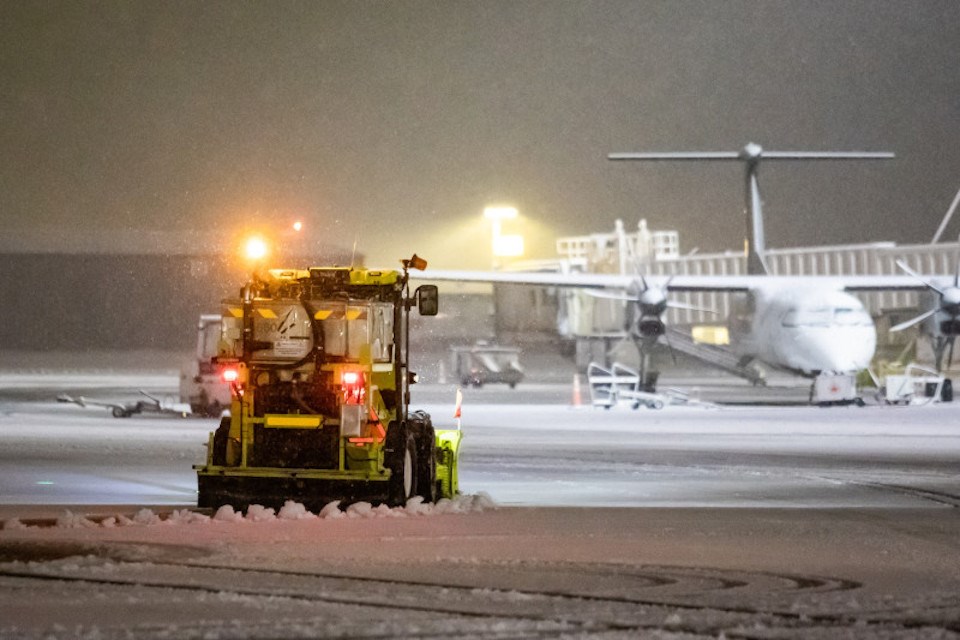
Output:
[788,328,874,374]
[805,330,875,373]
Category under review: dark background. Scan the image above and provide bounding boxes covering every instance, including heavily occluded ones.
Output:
[3,1,959,352]
[4,1,959,267]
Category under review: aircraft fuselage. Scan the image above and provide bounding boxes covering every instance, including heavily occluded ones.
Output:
[730,285,876,376]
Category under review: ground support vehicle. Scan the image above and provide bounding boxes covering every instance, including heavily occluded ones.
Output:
[450,342,524,388]
[811,372,864,407]
[882,363,950,405]
[179,314,231,417]
[585,362,715,410]
[195,256,461,511]
[586,362,671,409]
[57,390,192,418]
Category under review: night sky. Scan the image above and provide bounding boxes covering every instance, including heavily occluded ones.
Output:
[3,1,959,268]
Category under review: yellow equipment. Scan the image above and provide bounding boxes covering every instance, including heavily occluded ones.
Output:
[195,255,461,510]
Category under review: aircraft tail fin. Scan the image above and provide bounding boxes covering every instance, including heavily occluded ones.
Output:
[609,143,893,277]
[744,161,769,275]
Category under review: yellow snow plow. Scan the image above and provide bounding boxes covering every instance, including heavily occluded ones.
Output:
[195,255,461,510]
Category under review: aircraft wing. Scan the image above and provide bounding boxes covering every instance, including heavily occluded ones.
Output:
[418,270,934,293]
[419,269,633,289]
[420,269,761,291]
[831,274,940,292]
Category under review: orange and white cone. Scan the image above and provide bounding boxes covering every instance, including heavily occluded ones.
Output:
[454,387,463,428]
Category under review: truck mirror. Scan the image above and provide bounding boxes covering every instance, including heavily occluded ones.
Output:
[416,285,439,316]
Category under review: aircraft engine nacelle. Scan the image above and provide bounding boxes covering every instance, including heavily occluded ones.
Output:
[917,288,960,337]
[894,262,960,340]
[940,319,960,336]
[940,288,960,335]
[635,315,666,338]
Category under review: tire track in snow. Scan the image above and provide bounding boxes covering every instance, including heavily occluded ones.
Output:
[8,555,953,639]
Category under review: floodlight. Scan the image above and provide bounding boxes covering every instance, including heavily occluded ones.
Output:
[483,206,518,220]
[244,236,268,261]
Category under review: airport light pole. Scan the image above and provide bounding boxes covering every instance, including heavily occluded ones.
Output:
[483,206,525,340]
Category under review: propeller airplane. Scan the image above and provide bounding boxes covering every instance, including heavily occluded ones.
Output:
[418,144,960,402]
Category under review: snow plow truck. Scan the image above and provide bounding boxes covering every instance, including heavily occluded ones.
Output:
[195,255,461,511]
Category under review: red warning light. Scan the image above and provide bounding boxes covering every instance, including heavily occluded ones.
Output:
[222,368,240,383]
[341,370,365,404]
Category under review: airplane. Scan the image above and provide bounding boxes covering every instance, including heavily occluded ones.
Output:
[57,390,192,418]
[418,143,960,402]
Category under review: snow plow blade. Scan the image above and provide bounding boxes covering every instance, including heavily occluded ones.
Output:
[196,472,391,512]
[435,428,462,500]
[196,428,462,513]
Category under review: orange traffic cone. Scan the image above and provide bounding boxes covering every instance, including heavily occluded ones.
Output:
[454,387,463,428]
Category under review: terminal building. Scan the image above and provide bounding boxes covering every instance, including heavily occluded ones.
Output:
[0,229,355,353]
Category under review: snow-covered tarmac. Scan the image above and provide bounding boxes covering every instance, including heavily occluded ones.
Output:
[1,368,960,638]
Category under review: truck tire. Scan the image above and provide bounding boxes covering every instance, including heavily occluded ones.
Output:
[204,401,223,418]
[409,413,437,503]
[211,416,230,466]
[386,424,417,507]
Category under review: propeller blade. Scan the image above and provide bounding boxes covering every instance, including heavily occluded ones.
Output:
[890,307,938,332]
[667,300,719,315]
[895,259,945,295]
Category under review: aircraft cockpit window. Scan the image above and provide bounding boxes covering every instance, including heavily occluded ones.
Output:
[781,308,831,328]
[783,307,871,328]
[834,307,872,326]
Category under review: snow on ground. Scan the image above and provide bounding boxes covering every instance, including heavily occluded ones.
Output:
[2,367,960,637]
[3,495,496,531]
[2,505,960,639]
